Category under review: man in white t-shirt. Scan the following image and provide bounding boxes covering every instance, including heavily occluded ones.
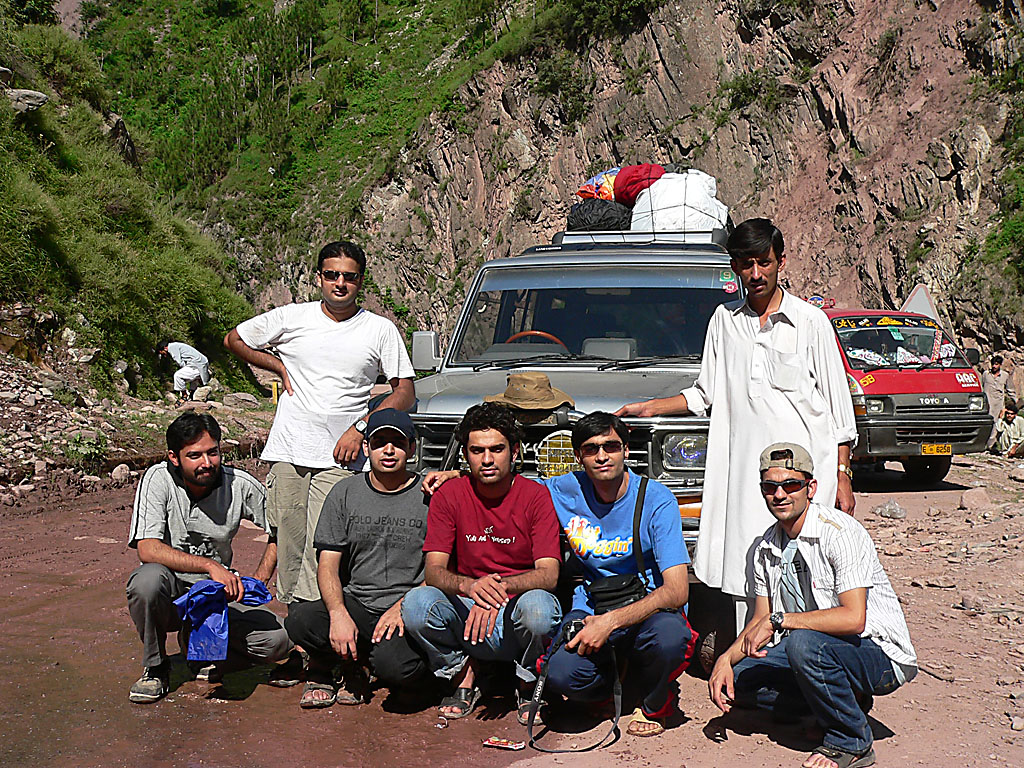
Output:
[224,241,415,627]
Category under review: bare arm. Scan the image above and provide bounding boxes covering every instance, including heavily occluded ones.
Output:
[333,377,416,464]
[567,564,688,655]
[709,595,771,712]
[615,393,691,418]
[252,538,277,584]
[500,557,560,595]
[223,328,294,395]
[137,538,243,600]
[836,441,856,516]
[423,551,472,596]
[318,549,359,659]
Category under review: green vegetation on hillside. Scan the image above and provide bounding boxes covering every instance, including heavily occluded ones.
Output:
[988,49,1024,292]
[81,0,664,256]
[0,3,255,396]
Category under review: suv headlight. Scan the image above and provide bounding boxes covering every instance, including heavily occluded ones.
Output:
[968,395,985,412]
[662,434,707,470]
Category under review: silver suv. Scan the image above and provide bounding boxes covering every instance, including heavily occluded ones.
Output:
[408,231,741,550]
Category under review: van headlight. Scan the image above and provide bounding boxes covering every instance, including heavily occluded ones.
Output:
[662,434,707,470]
[968,395,986,412]
[866,398,885,415]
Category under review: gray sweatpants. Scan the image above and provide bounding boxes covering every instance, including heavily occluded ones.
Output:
[126,563,292,669]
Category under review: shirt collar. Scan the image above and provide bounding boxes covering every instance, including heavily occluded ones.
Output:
[732,287,797,324]
[765,500,824,554]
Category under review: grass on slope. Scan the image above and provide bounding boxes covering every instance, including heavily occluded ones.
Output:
[0,11,256,397]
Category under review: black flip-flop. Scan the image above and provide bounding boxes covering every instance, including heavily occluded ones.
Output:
[438,687,481,719]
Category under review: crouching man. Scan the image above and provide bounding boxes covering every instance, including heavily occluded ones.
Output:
[709,443,917,768]
[126,413,292,703]
[285,409,432,708]
[401,402,563,723]
[545,412,694,737]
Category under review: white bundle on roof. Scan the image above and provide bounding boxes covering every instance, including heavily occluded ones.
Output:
[630,170,729,232]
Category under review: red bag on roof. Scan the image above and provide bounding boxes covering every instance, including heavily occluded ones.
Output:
[614,163,665,206]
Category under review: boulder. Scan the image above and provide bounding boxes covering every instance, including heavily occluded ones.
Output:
[1010,466,1024,483]
[0,67,12,87]
[192,385,213,402]
[5,88,49,113]
[223,392,260,409]
[110,463,131,484]
[959,487,992,511]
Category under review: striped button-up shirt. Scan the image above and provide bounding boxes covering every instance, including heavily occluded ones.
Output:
[754,501,917,676]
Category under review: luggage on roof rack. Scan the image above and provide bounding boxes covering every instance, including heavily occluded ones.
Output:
[553,228,731,247]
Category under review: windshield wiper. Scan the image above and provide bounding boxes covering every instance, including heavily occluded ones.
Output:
[470,353,611,371]
[599,354,703,370]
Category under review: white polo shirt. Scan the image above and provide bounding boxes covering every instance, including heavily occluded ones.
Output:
[754,501,917,681]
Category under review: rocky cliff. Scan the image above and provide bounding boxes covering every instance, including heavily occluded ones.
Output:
[289,0,1020,360]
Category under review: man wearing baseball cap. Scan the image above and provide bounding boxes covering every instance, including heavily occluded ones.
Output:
[284,408,432,708]
[709,442,917,768]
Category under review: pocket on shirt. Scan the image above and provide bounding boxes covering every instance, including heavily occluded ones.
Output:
[766,349,806,392]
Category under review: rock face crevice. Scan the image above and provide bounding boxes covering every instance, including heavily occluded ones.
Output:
[242,0,1019,359]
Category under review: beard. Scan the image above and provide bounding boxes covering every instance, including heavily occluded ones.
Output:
[186,465,221,487]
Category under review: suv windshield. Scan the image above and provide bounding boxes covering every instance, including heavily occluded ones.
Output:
[450,265,739,364]
[833,315,970,370]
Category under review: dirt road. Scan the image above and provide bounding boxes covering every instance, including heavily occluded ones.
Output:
[2,456,1023,767]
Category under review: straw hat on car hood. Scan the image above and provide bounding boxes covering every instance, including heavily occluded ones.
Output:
[484,372,575,410]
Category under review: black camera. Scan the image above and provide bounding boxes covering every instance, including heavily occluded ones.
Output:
[562,618,586,645]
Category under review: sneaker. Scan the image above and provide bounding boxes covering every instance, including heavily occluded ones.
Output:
[129,664,170,704]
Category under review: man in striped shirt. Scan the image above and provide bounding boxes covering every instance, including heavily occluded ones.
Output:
[709,442,917,768]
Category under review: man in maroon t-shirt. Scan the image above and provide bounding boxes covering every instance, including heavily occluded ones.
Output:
[401,402,562,723]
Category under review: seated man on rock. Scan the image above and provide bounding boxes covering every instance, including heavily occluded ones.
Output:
[709,442,917,768]
[543,412,694,737]
[125,412,292,704]
[401,402,562,723]
[284,409,432,708]
[994,403,1024,457]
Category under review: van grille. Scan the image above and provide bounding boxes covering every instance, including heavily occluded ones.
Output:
[895,426,981,443]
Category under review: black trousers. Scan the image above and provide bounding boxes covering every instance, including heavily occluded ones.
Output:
[285,597,429,689]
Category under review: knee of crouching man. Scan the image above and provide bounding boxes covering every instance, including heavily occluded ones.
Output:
[514,590,562,636]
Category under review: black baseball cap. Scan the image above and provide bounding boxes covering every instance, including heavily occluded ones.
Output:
[365,408,416,442]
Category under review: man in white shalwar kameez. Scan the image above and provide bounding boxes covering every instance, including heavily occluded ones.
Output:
[618,219,858,632]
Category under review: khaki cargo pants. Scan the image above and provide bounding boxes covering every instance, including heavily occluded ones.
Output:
[266,462,352,605]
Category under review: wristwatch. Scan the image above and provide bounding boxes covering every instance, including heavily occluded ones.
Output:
[769,611,785,632]
[354,419,368,434]
[838,463,853,479]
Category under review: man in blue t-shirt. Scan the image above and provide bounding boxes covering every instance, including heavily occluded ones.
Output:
[543,411,694,737]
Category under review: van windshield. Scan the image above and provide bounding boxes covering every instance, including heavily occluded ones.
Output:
[832,315,970,370]
[450,265,739,364]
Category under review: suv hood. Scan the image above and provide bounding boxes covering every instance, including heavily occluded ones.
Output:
[413,368,698,415]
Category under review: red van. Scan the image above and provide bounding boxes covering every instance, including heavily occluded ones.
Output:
[824,309,993,484]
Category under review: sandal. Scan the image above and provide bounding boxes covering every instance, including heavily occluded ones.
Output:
[336,662,370,705]
[804,746,875,768]
[802,745,876,768]
[438,686,481,720]
[299,679,337,709]
[516,690,542,726]
[268,649,307,688]
[626,707,665,737]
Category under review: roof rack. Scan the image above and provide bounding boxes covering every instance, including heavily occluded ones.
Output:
[553,228,730,248]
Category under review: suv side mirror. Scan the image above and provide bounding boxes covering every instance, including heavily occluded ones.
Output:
[965,348,980,367]
[412,331,442,371]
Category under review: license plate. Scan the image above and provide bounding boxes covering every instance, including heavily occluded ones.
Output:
[921,443,952,455]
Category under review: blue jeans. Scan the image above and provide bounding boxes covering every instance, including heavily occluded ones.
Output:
[400,586,562,682]
[546,609,693,717]
[733,629,902,754]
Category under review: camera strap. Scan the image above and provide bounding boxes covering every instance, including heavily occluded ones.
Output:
[526,475,649,752]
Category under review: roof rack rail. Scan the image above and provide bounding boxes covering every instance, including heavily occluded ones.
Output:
[553,228,730,248]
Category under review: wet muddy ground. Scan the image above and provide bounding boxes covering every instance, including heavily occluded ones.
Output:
[2,456,1024,767]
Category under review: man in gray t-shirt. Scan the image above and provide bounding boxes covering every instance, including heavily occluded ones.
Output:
[125,413,292,704]
[285,409,430,708]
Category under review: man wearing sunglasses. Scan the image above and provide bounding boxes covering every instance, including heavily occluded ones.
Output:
[224,241,415,654]
[284,409,432,709]
[616,218,857,634]
[709,443,916,768]
[544,411,694,737]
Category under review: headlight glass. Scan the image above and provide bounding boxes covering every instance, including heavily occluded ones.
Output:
[535,430,577,478]
[866,398,885,415]
[662,434,707,470]
[968,395,985,412]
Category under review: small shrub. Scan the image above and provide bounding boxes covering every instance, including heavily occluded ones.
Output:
[16,24,109,111]
[534,51,595,124]
[64,431,107,472]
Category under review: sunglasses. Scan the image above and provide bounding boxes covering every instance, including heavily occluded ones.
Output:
[760,478,810,496]
[320,269,362,283]
[578,440,624,458]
